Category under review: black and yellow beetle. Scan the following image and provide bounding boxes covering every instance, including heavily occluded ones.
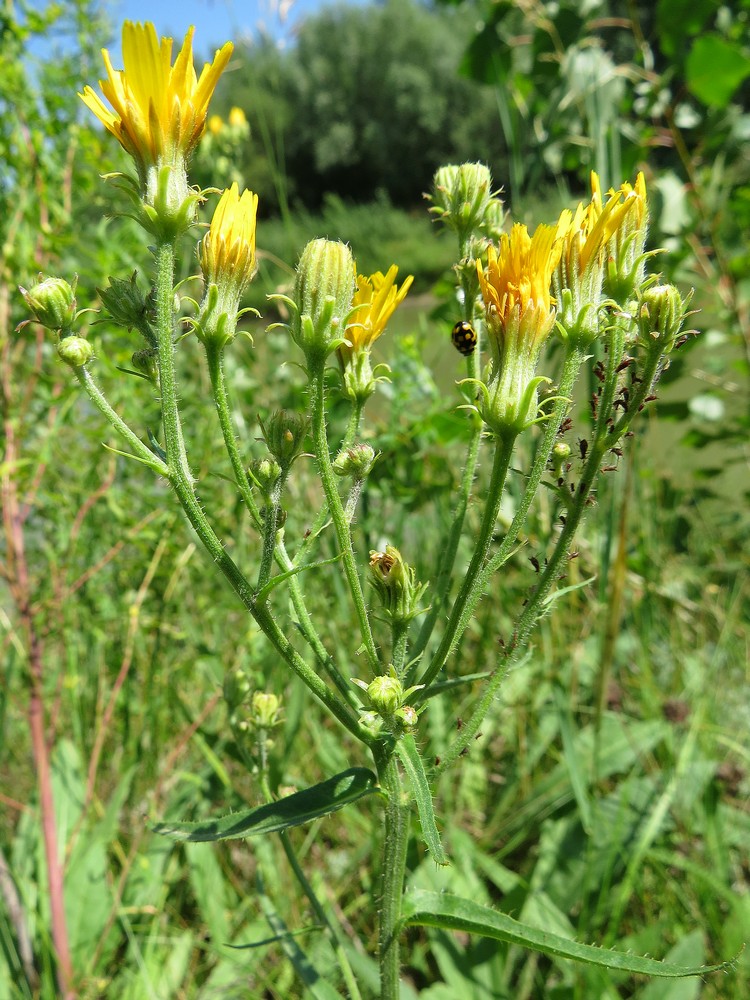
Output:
[451,320,478,357]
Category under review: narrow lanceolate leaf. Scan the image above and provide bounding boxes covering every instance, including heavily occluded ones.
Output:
[401,891,734,978]
[395,735,448,866]
[152,768,381,842]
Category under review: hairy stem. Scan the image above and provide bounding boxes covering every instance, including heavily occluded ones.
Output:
[374,747,410,1000]
[309,362,378,670]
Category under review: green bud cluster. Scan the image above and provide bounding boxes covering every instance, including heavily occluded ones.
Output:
[223,666,252,712]
[428,163,504,243]
[249,457,282,499]
[353,667,423,737]
[332,443,377,479]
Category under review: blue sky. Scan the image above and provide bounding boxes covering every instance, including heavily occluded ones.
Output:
[111,0,367,51]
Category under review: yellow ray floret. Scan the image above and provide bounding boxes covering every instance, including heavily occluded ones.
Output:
[79,22,233,168]
[201,184,259,290]
[346,266,413,352]
[478,223,561,344]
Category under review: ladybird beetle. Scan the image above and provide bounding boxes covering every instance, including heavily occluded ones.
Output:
[451,320,477,356]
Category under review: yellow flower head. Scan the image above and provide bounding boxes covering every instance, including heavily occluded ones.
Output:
[344,266,414,354]
[555,183,634,277]
[79,22,233,173]
[228,106,248,128]
[477,222,561,350]
[200,183,258,291]
[195,184,258,348]
[591,171,647,225]
[590,171,650,298]
[207,114,223,136]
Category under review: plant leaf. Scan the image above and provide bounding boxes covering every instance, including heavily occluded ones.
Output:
[395,735,448,866]
[401,890,734,977]
[152,767,381,842]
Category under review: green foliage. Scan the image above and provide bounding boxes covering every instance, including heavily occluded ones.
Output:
[213,0,507,210]
[2,2,748,999]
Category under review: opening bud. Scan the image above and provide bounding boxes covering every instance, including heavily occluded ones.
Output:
[637,284,689,355]
[21,276,77,334]
[333,443,377,479]
[258,410,309,472]
[249,457,282,499]
[250,691,282,729]
[57,335,94,368]
[368,544,429,623]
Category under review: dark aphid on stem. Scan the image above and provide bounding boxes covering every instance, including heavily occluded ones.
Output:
[451,320,477,356]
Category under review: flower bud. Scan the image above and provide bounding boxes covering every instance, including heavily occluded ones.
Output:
[637,284,688,355]
[21,276,77,333]
[228,106,247,129]
[429,163,503,241]
[250,691,282,728]
[353,666,424,730]
[365,674,404,715]
[98,273,154,339]
[249,457,282,498]
[393,705,419,732]
[131,349,159,383]
[332,443,377,479]
[57,335,93,368]
[552,441,571,478]
[223,667,251,711]
[368,544,429,623]
[289,239,355,362]
[258,410,309,472]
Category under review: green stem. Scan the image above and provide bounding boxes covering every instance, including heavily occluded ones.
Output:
[257,477,285,590]
[74,367,168,476]
[309,363,378,670]
[416,433,516,691]
[374,746,410,1000]
[204,343,353,701]
[292,396,365,568]
[391,621,410,676]
[153,243,366,742]
[258,772,362,1000]
[420,347,585,687]
[203,341,262,528]
[436,339,624,771]
[410,289,484,667]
